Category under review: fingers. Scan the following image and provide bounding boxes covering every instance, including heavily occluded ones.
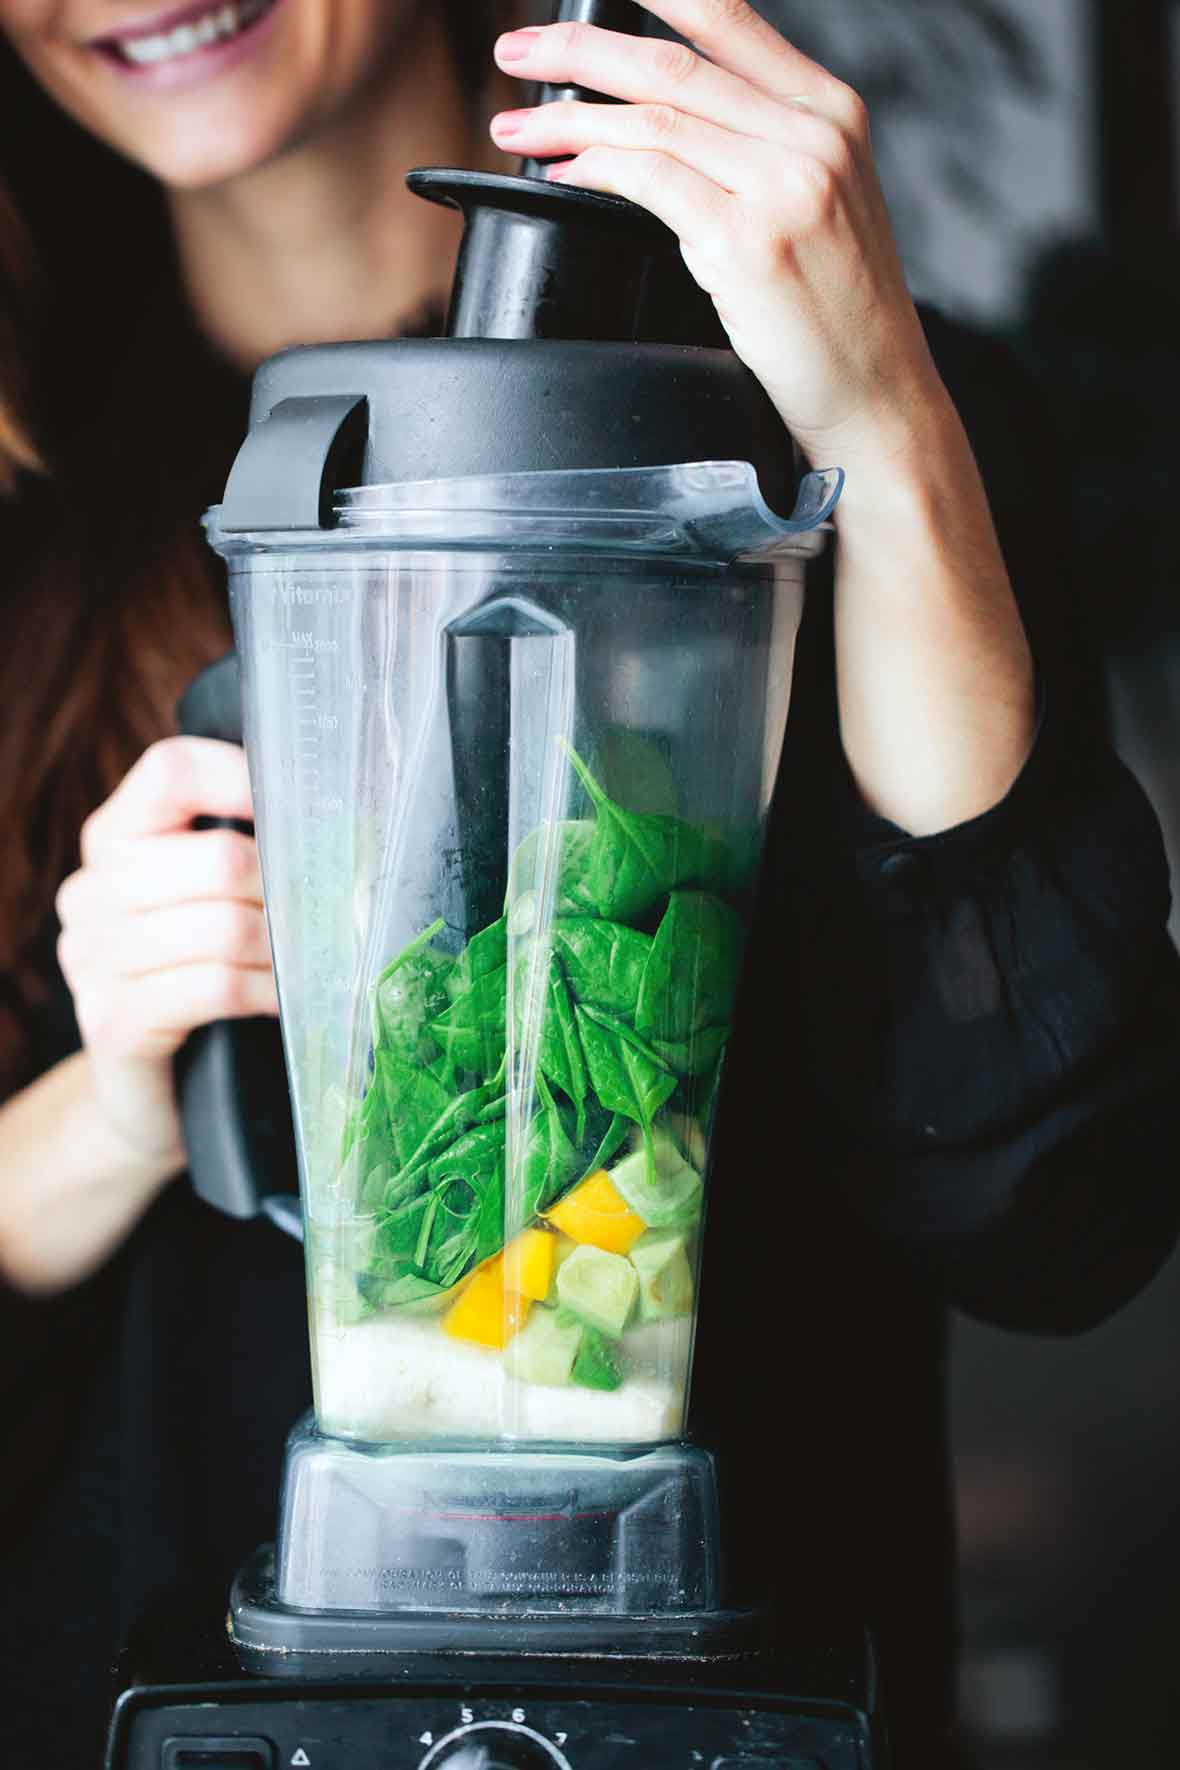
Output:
[59,897,272,983]
[494,97,827,201]
[57,827,263,924]
[496,19,782,141]
[493,11,862,134]
[71,963,280,1062]
[632,0,859,114]
[81,737,254,861]
[545,146,731,252]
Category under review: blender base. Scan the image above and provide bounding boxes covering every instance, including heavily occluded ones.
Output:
[230,1543,767,1675]
[230,1422,765,1675]
[108,1585,887,1770]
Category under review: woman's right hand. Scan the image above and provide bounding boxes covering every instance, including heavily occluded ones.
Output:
[55,737,279,1180]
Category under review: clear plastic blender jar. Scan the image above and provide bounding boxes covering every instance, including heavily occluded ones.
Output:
[207,461,835,1454]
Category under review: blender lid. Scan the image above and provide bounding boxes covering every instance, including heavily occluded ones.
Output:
[209,336,815,539]
[206,458,841,565]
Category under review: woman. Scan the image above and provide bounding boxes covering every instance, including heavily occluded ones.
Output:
[0,2,1177,1764]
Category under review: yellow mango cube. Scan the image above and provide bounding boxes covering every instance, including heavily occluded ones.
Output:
[545,1170,647,1256]
[499,1227,557,1301]
[443,1266,530,1349]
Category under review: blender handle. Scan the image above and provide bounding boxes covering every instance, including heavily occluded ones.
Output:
[173,654,301,1235]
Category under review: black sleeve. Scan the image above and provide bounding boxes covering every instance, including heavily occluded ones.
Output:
[775,310,1180,1332]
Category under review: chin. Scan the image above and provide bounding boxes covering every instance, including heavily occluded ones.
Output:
[134,101,307,190]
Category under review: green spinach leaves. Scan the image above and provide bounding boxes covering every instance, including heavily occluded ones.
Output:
[339,746,747,1314]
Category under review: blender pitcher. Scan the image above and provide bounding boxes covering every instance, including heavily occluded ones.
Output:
[198,43,841,1665]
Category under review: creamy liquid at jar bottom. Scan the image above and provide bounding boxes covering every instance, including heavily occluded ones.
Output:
[314,1310,692,1443]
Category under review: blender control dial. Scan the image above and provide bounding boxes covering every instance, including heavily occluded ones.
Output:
[418,1722,572,1770]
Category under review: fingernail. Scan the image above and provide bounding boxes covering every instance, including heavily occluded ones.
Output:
[545,161,576,182]
[491,109,530,139]
[495,28,543,63]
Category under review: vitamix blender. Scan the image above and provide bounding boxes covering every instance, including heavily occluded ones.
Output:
[106,4,886,1764]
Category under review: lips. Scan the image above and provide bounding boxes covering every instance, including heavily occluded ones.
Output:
[90,0,279,71]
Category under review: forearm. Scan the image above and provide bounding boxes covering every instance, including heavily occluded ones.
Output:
[0,1052,179,1293]
[831,386,1036,836]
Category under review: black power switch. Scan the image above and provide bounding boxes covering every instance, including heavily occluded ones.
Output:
[161,1739,275,1770]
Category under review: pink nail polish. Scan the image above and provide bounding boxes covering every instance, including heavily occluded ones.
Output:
[495,28,543,64]
[491,109,529,138]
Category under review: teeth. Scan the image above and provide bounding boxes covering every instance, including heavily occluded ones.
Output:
[118,0,268,66]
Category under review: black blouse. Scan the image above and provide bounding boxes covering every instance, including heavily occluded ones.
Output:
[3,305,1179,1770]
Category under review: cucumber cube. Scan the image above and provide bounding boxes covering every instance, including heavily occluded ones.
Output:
[628,1230,694,1321]
[506,1306,584,1387]
[572,1326,623,1392]
[608,1144,702,1229]
[555,1244,639,1339]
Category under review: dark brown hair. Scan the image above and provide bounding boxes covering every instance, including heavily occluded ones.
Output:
[0,5,508,1094]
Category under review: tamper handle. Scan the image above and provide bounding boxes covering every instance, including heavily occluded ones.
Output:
[174,654,300,1232]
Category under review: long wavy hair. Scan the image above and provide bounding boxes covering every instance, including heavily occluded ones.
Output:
[0,4,511,1095]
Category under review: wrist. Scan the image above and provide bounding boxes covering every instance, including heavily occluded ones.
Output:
[85,1050,187,1186]
[811,381,979,546]
[0,1053,181,1293]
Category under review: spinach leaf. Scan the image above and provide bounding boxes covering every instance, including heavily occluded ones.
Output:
[336,1121,392,1215]
[574,1004,677,1132]
[468,1162,507,1271]
[651,1024,730,1078]
[357,1158,392,1215]
[375,1052,453,1171]
[444,917,507,1003]
[426,1050,460,1091]
[381,1164,430,1215]
[386,1076,504,1197]
[375,1190,435,1263]
[429,964,507,1077]
[580,1110,631,1179]
[563,744,738,922]
[553,917,652,1019]
[516,1073,584,1221]
[428,1120,505,1189]
[513,939,589,1141]
[372,918,453,1063]
[635,891,743,1044]
[417,1150,508,1292]
[341,1069,395,1198]
[505,819,597,924]
[359,1266,452,1310]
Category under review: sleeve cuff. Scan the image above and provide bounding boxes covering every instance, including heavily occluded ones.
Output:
[798,682,1087,907]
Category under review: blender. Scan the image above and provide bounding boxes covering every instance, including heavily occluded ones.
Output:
[106,3,886,1763]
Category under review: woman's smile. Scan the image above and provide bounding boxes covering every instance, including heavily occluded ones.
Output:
[88,0,285,90]
[0,0,425,189]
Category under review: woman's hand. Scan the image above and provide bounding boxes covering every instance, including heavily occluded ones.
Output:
[55,737,278,1176]
[490,0,944,478]
[491,1,1036,836]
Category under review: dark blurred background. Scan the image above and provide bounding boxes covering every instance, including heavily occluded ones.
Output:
[758,3,1180,1765]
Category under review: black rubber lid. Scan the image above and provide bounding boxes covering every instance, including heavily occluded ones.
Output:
[216,336,798,533]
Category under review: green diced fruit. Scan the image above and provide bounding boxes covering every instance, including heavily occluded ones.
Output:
[555,1243,639,1339]
[628,1230,695,1321]
[534,1231,580,1304]
[507,1307,584,1387]
[571,1324,623,1392]
[662,1112,707,1174]
[551,1232,579,1273]
[608,1140,702,1229]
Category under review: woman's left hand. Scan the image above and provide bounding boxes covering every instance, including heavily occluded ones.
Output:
[490,0,947,479]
